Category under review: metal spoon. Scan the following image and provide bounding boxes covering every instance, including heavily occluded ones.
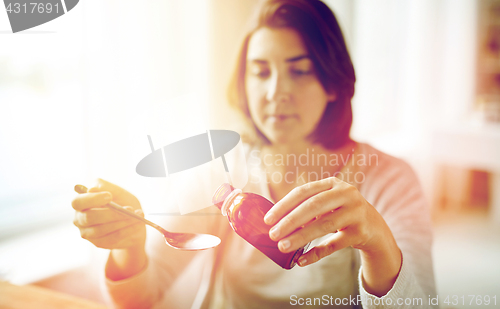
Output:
[74,184,221,250]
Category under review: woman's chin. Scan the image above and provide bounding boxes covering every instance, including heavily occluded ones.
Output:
[265,131,298,145]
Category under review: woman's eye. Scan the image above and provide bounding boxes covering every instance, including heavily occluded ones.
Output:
[253,70,270,78]
[291,69,312,76]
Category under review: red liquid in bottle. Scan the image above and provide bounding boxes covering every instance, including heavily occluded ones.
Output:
[213,183,308,269]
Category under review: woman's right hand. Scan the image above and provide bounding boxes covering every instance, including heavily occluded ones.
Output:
[71,178,146,250]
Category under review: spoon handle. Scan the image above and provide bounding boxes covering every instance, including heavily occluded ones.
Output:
[74,184,168,235]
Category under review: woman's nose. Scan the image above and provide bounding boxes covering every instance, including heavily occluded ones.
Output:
[266,73,292,103]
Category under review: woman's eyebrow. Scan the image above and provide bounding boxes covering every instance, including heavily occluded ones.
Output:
[247,55,310,64]
[247,59,268,64]
[285,55,310,62]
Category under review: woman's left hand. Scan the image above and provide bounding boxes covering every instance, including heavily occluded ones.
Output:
[264,176,400,269]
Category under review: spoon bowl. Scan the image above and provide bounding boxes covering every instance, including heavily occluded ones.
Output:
[74,184,221,250]
[164,233,222,251]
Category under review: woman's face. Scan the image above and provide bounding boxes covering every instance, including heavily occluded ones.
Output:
[245,27,336,146]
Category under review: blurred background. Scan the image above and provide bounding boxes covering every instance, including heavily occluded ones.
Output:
[0,0,499,308]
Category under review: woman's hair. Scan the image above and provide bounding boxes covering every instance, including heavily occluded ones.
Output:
[227,0,356,149]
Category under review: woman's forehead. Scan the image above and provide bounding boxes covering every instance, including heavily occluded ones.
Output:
[246,27,309,62]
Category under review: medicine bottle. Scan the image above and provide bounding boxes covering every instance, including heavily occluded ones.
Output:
[212,183,309,269]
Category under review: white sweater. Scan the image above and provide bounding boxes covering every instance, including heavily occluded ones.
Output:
[103,143,438,309]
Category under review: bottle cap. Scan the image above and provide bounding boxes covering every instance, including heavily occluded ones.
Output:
[212,183,235,209]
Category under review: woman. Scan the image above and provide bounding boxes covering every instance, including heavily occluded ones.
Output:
[72,0,437,308]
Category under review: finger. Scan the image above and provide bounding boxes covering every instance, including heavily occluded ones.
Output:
[135,209,144,217]
[113,223,146,248]
[297,228,354,267]
[264,177,340,225]
[74,208,133,227]
[122,205,142,215]
[276,208,351,253]
[269,188,346,241]
[80,218,143,239]
[72,192,112,211]
[91,222,145,249]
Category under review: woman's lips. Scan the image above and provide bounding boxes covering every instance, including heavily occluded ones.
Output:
[266,114,297,122]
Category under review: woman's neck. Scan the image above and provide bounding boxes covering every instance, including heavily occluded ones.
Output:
[260,139,356,174]
[262,140,314,157]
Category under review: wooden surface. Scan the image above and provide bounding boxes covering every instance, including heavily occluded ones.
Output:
[0,281,109,309]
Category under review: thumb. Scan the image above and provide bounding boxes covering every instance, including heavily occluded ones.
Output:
[88,178,109,193]
[89,178,133,205]
[134,209,145,217]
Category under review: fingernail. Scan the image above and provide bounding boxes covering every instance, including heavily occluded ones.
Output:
[279,239,290,251]
[298,257,307,266]
[103,193,111,202]
[269,226,280,239]
[264,213,274,224]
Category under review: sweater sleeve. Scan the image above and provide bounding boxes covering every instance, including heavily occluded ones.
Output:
[357,152,438,309]
[100,207,225,309]
[102,256,173,309]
